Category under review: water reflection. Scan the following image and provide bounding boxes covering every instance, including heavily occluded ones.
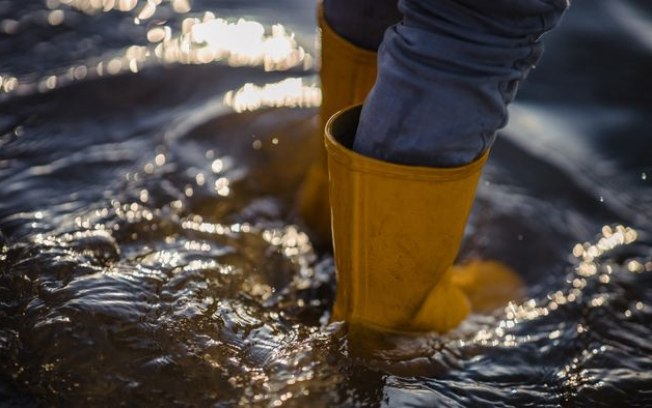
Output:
[0,2,314,99]
[224,78,321,113]
[58,0,191,15]
[0,75,18,93]
[153,15,313,70]
[59,0,140,14]
[1,0,652,405]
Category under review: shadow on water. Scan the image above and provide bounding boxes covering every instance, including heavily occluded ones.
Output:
[0,0,651,406]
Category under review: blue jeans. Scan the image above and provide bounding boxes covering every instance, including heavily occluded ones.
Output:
[324,0,569,167]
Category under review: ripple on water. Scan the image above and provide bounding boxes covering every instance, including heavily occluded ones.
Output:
[1,0,652,406]
[1,118,650,405]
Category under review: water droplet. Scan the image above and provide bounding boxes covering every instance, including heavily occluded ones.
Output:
[107,58,122,75]
[195,173,205,186]
[642,172,647,181]
[73,65,88,80]
[215,177,230,196]
[155,153,166,166]
[548,329,561,340]
[147,27,166,43]
[45,75,57,89]
[211,159,223,173]
[48,10,64,26]
[137,0,156,20]
[172,0,191,13]
[139,189,149,203]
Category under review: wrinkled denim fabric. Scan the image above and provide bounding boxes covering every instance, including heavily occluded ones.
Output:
[326,0,569,167]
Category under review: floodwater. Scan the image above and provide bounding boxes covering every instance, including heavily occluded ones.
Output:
[1,0,651,406]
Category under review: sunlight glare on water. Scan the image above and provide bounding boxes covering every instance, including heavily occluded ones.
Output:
[0,0,651,406]
[0,1,314,99]
[224,78,321,113]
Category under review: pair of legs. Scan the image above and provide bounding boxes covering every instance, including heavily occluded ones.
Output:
[308,0,568,334]
[324,0,568,167]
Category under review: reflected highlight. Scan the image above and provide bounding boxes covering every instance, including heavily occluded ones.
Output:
[224,78,321,113]
[0,6,313,98]
[469,224,644,349]
[153,15,313,70]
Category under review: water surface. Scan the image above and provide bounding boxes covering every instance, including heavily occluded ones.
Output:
[1,0,651,406]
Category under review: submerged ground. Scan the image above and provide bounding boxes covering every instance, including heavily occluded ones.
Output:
[1,0,651,406]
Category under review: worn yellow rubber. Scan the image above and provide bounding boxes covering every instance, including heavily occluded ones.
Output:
[297,6,377,243]
[325,105,522,333]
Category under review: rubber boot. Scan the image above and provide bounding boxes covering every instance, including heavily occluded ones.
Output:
[297,5,377,244]
[325,105,519,333]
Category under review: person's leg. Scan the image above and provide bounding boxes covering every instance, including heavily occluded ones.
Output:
[353,0,569,167]
[326,0,569,333]
[298,1,398,243]
[317,0,401,131]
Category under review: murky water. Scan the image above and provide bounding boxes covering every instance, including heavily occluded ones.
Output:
[1,0,651,406]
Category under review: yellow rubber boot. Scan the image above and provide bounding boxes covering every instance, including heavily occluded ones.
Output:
[450,260,524,313]
[297,6,377,243]
[325,105,520,333]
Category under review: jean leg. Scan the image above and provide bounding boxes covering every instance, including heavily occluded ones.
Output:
[352,0,569,167]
